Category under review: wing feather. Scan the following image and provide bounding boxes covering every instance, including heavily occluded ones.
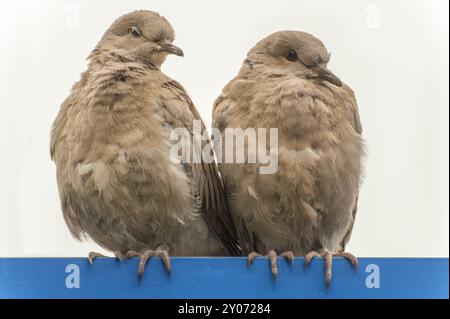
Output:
[340,85,363,251]
[162,80,241,255]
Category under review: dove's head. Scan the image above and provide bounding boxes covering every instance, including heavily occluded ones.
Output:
[94,10,183,68]
[247,31,342,87]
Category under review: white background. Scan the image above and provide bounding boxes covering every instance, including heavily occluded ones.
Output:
[0,0,448,257]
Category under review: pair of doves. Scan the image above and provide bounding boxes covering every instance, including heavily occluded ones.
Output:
[51,10,364,287]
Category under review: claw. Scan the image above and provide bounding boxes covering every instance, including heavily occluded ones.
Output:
[159,250,171,274]
[87,248,171,283]
[137,250,155,283]
[324,251,332,289]
[248,250,295,282]
[304,249,359,289]
[304,250,321,269]
[280,251,295,265]
[268,250,278,281]
[125,250,140,259]
[337,252,358,272]
[114,251,126,261]
[247,251,262,268]
[88,251,107,264]
[124,249,171,283]
[304,249,333,288]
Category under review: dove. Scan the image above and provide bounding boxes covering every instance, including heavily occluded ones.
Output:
[212,31,364,287]
[50,10,240,282]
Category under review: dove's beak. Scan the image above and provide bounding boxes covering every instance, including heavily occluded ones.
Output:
[159,41,184,57]
[317,67,342,87]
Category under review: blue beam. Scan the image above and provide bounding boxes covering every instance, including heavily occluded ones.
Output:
[0,258,447,299]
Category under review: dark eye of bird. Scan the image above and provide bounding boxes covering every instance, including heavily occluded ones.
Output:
[285,50,298,62]
[129,26,142,38]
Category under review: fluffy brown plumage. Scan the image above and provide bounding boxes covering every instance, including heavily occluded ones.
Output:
[212,31,364,286]
[51,10,240,280]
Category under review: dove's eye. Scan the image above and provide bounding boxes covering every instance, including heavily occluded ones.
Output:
[285,50,298,61]
[129,26,142,38]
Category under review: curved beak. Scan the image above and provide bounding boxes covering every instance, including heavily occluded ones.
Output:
[159,41,184,57]
[317,67,342,87]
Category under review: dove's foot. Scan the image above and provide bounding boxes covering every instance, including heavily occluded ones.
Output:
[248,250,294,282]
[125,249,171,283]
[304,249,358,288]
[113,251,127,260]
